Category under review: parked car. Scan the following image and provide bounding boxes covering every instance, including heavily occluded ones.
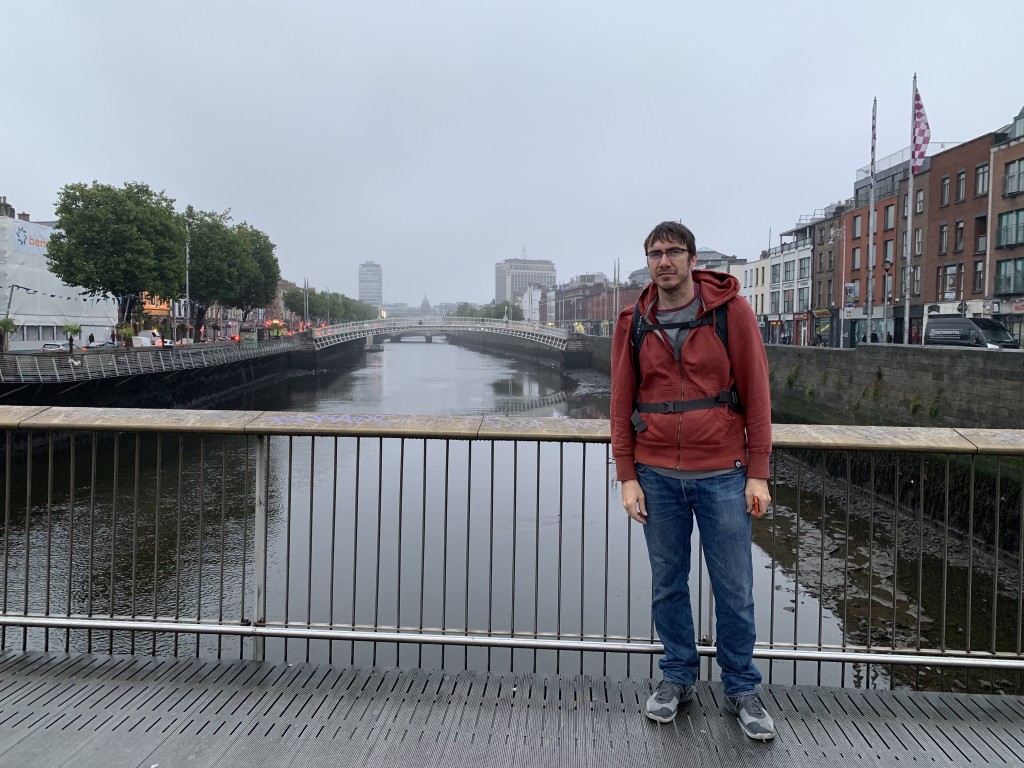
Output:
[84,340,115,349]
[923,317,1020,349]
[40,342,70,352]
[136,330,171,347]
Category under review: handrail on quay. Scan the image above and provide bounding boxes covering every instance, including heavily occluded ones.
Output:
[0,336,300,385]
[0,406,1022,696]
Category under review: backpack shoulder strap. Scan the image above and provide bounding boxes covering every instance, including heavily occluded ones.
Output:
[630,303,645,387]
[714,304,729,353]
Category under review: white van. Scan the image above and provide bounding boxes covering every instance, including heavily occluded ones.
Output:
[136,330,168,347]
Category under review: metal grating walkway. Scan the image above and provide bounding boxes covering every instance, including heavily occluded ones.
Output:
[2,652,1023,767]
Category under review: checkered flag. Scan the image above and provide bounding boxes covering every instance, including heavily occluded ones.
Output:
[911,83,930,174]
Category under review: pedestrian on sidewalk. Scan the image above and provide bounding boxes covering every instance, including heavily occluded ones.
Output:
[610,221,775,741]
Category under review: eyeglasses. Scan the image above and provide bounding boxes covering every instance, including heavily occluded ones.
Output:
[646,247,689,261]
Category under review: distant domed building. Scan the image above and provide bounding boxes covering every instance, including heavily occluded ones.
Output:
[421,295,431,314]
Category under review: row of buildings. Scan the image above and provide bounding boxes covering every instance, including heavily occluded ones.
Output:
[495,104,1024,346]
[742,103,1024,347]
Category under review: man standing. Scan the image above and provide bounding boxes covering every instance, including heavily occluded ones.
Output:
[610,221,774,740]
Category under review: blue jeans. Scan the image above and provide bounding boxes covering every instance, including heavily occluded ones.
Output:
[636,464,761,697]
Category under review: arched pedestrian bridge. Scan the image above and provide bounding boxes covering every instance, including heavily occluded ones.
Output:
[311,316,570,351]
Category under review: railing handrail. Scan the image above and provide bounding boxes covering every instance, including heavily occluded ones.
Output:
[0,406,1019,452]
[3,412,1023,688]
[0,337,299,385]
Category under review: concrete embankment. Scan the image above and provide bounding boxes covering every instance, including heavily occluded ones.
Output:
[587,335,1024,430]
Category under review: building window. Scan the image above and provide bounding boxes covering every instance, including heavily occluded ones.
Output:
[995,257,1024,294]
[817,252,823,272]
[939,224,948,253]
[938,264,958,300]
[784,261,795,281]
[816,281,822,307]
[827,250,834,270]
[800,257,811,279]
[956,172,966,202]
[853,215,862,238]
[884,204,895,230]
[827,278,833,304]
[913,228,922,255]
[903,194,909,218]
[852,279,860,300]
[783,289,794,313]
[997,210,1024,247]
[770,291,779,313]
[1005,160,1024,196]
[797,287,809,311]
[902,231,908,259]
[770,264,781,283]
[978,231,987,253]
[974,261,984,292]
[915,189,924,213]
[941,176,950,205]
[852,246,861,270]
[912,265,921,295]
[884,273,893,301]
[954,221,964,252]
[883,239,894,264]
[976,164,990,196]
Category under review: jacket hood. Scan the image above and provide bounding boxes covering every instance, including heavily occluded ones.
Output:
[634,269,740,317]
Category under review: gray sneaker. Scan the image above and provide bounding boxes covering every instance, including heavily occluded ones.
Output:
[645,680,695,723]
[724,693,775,740]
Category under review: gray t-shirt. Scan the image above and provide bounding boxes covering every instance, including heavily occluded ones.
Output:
[646,287,739,480]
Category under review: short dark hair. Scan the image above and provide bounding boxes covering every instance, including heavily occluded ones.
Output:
[644,221,696,255]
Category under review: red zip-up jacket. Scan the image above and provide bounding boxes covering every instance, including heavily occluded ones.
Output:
[610,270,772,483]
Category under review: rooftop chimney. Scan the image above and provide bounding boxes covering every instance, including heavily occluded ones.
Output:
[17,213,30,222]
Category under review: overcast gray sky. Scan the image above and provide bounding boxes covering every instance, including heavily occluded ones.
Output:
[5,1,1021,307]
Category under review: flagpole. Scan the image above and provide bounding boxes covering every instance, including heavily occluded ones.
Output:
[904,75,916,345]
[906,75,931,344]
[866,97,877,343]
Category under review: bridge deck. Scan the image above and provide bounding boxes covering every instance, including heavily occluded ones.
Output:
[2,652,1022,767]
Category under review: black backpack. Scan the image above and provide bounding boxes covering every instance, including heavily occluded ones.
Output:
[628,302,740,433]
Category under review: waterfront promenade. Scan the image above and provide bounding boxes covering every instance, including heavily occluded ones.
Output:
[2,408,1024,765]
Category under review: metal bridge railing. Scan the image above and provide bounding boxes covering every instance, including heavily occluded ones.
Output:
[0,337,299,385]
[0,408,1022,693]
[311,317,569,351]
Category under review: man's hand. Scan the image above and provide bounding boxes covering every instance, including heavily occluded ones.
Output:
[621,479,647,524]
[746,477,770,517]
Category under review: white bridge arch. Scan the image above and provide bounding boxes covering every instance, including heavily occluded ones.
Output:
[311,316,570,351]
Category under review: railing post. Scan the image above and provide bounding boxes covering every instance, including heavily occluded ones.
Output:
[253,434,268,660]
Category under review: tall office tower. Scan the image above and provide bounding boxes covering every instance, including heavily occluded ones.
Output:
[359,261,383,308]
[495,254,556,304]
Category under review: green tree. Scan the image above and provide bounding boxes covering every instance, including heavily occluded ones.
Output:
[282,286,306,319]
[47,181,186,324]
[62,323,82,353]
[478,301,523,321]
[0,317,17,353]
[183,207,241,342]
[454,302,478,317]
[229,223,280,323]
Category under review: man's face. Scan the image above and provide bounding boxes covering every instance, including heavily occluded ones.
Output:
[646,238,697,295]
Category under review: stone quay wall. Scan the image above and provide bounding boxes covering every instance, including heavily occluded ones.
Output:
[586,335,1023,429]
